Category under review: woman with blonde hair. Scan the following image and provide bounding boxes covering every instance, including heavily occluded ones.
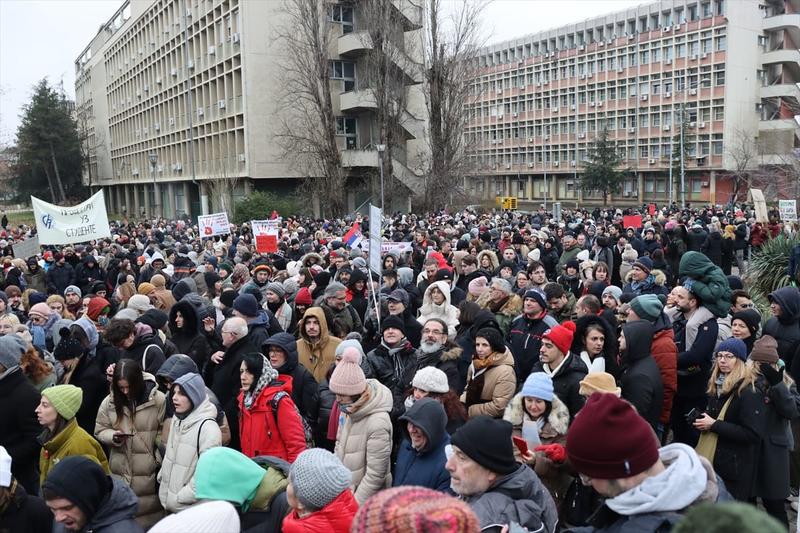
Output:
[0,313,19,335]
[693,337,764,501]
[47,295,75,320]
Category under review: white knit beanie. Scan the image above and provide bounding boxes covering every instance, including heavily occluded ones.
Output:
[412,366,450,394]
[150,501,240,533]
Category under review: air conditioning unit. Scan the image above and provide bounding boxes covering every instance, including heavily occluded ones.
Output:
[629,127,636,133]
[171,68,178,76]
[238,154,246,162]
[674,25,681,31]
[649,159,656,164]
[132,168,140,176]
[505,163,511,169]
[552,107,559,113]
[496,89,503,95]
[197,107,204,116]
[218,100,226,109]
[664,92,671,98]
[174,163,183,171]
[156,78,162,84]
[232,33,240,43]
[208,46,216,55]
[570,160,576,167]
[135,129,140,138]
[154,122,160,131]
[624,191,632,197]
[590,102,595,107]
[169,117,175,125]
[553,161,560,167]
[518,61,524,66]
[187,61,194,70]
[598,41,605,47]
[136,90,142,97]
[544,135,550,140]
[186,8,192,16]
[588,72,593,78]
[512,112,518,117]
[528,137,533,142]
[579,132,586,138]
[663,26,671,32]
[528,162,534,168]
[641,94,649,101]
[581,74,586,80]
[699,122,706,128]
[701,180,709,187]
[143,84,149,92]
[628,34,635,40]
[498,113,504,119]
[689,121,697,127]
[618,68,624,73]
[579,45,586,51]
[663,125,671,131]
[598,101,603,107]
[690,88,697,95]
[571,104,576,110]
[701,53,708,59]
[143,127,148,134]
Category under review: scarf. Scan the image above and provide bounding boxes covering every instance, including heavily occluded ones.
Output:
[630,274,655,293]
[682,306,716,349]
[488,296,509,314]
[416,342,443,368]
[243,355,279,410]
[580,351,606,374]
[381,339,411,380]
[472,352,496,372]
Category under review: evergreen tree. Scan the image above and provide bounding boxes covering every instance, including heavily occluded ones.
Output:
[670,106,693,205]
[580,127,625,205]
[14,79,84,203]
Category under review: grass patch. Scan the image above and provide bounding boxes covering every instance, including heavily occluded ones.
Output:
[5,210,35,227]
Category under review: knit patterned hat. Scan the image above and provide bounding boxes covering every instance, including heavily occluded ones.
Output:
[567,393,658,479]
[524,288,547,310]
[630,294,665,323]
[289,448,352,511]
[266,282,285,299]
[621,244,638,262]
[412,366,449,394]
[0,335,27,369]
[352,486,479,533]
[521,372,554,401]
[137,282,156,295]
[749,335,779,364]
[42,384,83,420]
[543,321,576,355]
[329,347,367,396]
[579,372,622,397]
[717,337,748,362]
[294,287,313,306]
[53,328,84,361]
[28,303,52,320]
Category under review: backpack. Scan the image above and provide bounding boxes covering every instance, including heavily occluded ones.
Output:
[270,391,315,448]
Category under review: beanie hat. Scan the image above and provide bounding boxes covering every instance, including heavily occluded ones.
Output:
[289,448,352,511]
[451,416,518,476]
[621,244,638,262]
[136,309,168,331]
[524,288,547,310]
[53,327,84,360]
[381,314,406,336]
[411,366,449,394]
[629,294,665,323]
[633,256,653,274]
[0,290,7,307]
[282,278,299,298]
[42,384,83,420]
[543,321,576,355]
[602,285,623,304]
[352,486,479,533]
[475,326,505,353]
[29,292,47,306]
[334,339,366,365]
[219,289,238,309]
[127,294,153,313]
[567,393,659,479]
[150,501,241,533]
[732,309,761,338]
[521,372,554,402]
[86,297,111,321]
[294,287,313,306]
[218,262,234,276]
[150,274,167,289]
[749,335,779,364]
[566,259,580,272]
[28,302,52,320]
[233,294,259,318]
[266,282,285,299]
[0,334,27,369]
[0,446,10,488]
[64,285,82,298]
[672,502,785,533]
[137,282,156,296]
[579,372,622,397]
[717,337,747,362]
[42,456,111,521]
[468,276,489,297]
[329,347,367,396]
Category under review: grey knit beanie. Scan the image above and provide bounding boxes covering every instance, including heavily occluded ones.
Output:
[266,282,286,299]
[282,278,299,298]
[0,335,27,369]
[289,448,352,511]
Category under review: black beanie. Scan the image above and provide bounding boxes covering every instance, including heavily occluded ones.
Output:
[136,308,168,331]
[219,289,238,308]
[43,456,111,519]
[451,416,518,476]
[381,314,406,336]
[732,309,761,337]
[475,327,505,353]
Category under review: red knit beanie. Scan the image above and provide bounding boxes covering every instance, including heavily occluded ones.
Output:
[543,320,576,355]
[87,297,111,321]
[567,393,659,480]
[294,287,313,306]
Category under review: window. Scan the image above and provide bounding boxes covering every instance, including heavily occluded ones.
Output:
[330,61,356,91]
[715,71,725,86]
[691,179,703,193]
[331,5,354,33]
[702,2,712,18]
[716,35,726,51]
[688,5,698,21]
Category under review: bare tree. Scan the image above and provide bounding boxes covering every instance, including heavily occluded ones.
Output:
[421,0,487,211]
[205,159,242,217]
[726,127,758,203]
[276,0,347,217]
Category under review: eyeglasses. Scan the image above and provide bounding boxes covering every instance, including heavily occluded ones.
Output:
[422,329,445,336]
[715,352,738,360]
[221,330,239,337]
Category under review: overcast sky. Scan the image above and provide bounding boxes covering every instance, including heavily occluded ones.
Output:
[0,0,640,144]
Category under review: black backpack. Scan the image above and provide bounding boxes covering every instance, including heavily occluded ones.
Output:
[270,391,315,448]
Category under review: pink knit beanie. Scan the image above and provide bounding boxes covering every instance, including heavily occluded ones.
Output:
[468,276,489,297]
[28,303,52,319]
[329,347,367,396]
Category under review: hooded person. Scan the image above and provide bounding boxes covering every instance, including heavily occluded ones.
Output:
[168,300,212,369]
[263,332,320,423]
[24,257,47,294]
[149,274,176,312]
[296,307,342,383]
[157,372,222,512]
[731,308,762,355]
[74,256,105,297]
[462,326,516,419]
[392,397,451,491]
[232,293,283,348]
[618,320,664,431]
[417,280,460,338]
[678,251,733,319]
[43,456,142,533]
[764,286,800,379]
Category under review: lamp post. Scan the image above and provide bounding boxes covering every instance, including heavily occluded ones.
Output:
[148,152,158,219]
[376,144,386,212]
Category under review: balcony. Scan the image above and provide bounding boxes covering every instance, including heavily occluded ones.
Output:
[400,109,425,140]
[763,14,800,38]
[760,83,800,100]
[338,31,372,57]
[390,0,423,31]
[762,48,800,66]
[339,148,424,191]
[385,40,423,84]
[340,89,378,112]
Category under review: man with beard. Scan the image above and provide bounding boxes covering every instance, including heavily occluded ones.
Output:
[24,257,47,293]
[527,261,548,290]
[508,288,558,384]
[320,282,362,336]
[556,231,581,276]
[414,318,462,393]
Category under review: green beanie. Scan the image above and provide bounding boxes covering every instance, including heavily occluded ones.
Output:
[673,502,784,533]
[42,385,83,420]
[629,294,666,323]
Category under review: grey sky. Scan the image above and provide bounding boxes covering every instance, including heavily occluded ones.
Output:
[0,0,640,144]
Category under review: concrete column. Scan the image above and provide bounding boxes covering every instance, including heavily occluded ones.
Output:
[484,177,490,200]
[347,191,356,213]
[183,182,191,216]
[637,173,645,205]
[243,178,252,196]
[200,181,209,215]
[312,192,321,218]
[132,185,141,216]
[144,184,151,217]
[527,175,534,200]
[122,186,130,216]
[505,175,511,197]
[550,175,558,201]
[709,170,716,205]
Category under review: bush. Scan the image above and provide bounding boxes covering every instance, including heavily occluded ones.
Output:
[233,191,300,224]
[745,234,799,321]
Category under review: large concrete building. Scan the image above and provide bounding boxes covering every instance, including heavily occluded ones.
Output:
[74,0,426,217]
[465,0,800,208]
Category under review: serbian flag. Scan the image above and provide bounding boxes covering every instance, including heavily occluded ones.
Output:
[343,222,363,248]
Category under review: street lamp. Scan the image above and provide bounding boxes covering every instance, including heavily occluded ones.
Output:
[148,152,158,219]
[376,144,386,213]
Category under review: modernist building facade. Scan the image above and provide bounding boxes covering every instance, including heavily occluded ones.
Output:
[465,0,800,208]
[74,0,425,217]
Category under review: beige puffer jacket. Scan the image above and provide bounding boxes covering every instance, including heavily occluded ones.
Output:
[156,398,221,512]
[95,373,167,528]
[334,379,393,504]
[462,348,517,418]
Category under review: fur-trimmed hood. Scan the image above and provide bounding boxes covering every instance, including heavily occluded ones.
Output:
[503,392,570,438]
[300,252,324,268]
[477,250,500,271]
[475,290,523,318]
[623,268,666,286]
[439,344,462,362]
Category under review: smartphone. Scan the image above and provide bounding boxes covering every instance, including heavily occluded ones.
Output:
[512,436,529,456]
[116,432,134,438]
[685,408,701,424]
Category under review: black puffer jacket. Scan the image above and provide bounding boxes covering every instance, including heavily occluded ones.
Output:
[619,320,663,430]
[508,312,559,384]
[265,332,320,422]
[45,263,75,295]
[765,287,800,380]
[74,256,105,296]
[531,352,588,420]
[0,368,41,495]
[363,340,419,421]
[701,231,723,266]
[168,300,212,369]
[456,311,502,392]
[120,325,166,375]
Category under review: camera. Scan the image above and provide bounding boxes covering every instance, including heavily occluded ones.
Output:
[685,408,702,424]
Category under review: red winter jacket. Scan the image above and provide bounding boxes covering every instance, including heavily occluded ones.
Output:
[238,376,307,463]
[282,489,358,533]
[651,327,678,425]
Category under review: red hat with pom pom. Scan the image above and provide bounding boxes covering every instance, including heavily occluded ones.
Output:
[543,320,576,355]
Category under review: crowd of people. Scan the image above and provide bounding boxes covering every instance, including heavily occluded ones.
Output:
[1,203,799,533]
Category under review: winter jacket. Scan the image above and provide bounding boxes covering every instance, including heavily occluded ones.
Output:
[334,379,393,504]
[39,417,110,486]
[75,257,105,296]
[764,287,800,377]
[508,311,559,383]
[94,374,167,527]
[686,227,708,252]
[455,310,502,390]
[244,308,283,350]
[753,376,800,500]
[23,265,47,294]
[557,244,581,275]
[168,300,211,369]
[531,351,588,419]
[650,313,678,425]
[52,478,143,533]
[466,464,558,533]
[413,344,462,394]
[46,263,75,295]
[364,340,419,420]
[238,376,307,463]
[417,280,460,338]
[700,231,723,266]
[321,301,363,336]
[0,368,42,494]
[269,332,320,422]
[475,291,524,337]
[65,353,109,436]
[282,489,359,533]
[157,397,222,512]
[621,269,669,297]
[672,308,719,398]
[120,327,166,375]
[0,482,53,533]
[462,348,516,418]
[619,320,663,431]
[316,377,337,450]
[393,398,451,491]
[297,307,342,383]
[678,251,732,318]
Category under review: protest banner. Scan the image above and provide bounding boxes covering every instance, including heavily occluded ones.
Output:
[198,212,231,237]
[32,190,111,245]
[359,241,413,255]
[12,236,40,259]
[623,215,643,229]
[779,199,797,222]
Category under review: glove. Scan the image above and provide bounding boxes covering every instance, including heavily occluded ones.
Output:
[534,443,566,464]
[760,362,784,387]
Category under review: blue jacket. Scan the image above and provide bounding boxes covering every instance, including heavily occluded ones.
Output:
[392,398,451,491]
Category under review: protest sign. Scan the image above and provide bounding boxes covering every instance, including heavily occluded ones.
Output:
[359,241,413,255]
[12,236,40,259]
[369,205,382,274]
[252,219,280,253]
[779,199,797,222]
[198,212,230,237]
[623,215,643,229]
[255,234,278,253]
[749,189,769,223]
[32,190,111,245]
